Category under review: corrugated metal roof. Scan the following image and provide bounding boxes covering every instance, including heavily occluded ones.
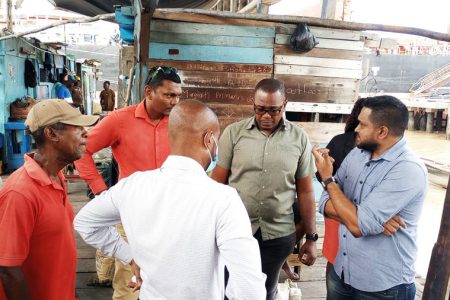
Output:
[52,0,212,16]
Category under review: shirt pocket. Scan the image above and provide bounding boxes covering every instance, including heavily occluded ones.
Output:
[275,144,300,175]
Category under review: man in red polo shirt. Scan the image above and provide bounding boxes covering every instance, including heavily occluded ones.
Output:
[74,66,182,300]
[0,99,98,300]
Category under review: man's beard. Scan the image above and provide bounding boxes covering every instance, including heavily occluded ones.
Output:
[357,141,379,152]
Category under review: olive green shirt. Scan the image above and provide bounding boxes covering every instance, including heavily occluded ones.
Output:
[218,117,315,241]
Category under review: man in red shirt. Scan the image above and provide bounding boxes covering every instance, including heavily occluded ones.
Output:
[0,99,98,300]
[74,66,182,300]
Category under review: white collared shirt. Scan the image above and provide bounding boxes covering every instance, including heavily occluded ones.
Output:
[74,155,266,300]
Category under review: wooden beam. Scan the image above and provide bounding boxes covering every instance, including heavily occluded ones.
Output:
[147,59,273,73]
[423,175,450,299]
[0,13,115,41]
[154,9,450,42]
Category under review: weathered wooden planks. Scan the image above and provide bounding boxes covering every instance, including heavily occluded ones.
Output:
[147,59,273,74]
[276,24,361,41]
[147,17,364,115]
[277,74,358,103]
[275,64,362,79]
[151,19,275,38]
[182,88,254,105]
[274,45,363,61]
[150,31,274,48]
[149,42,274,64]
[275,55,362,70]
[275,34,364,51]
[179,70,268,88]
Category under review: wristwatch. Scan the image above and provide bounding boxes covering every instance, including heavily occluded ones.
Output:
[305,232,319,242]
[321,176,336,190]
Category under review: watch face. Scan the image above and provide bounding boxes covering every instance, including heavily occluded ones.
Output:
[306,233,318,241]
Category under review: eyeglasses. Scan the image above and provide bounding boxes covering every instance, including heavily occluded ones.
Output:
[146,66,179,84]
[253,104,285,116]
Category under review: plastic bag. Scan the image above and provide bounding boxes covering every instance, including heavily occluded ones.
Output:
[289,23,319,53]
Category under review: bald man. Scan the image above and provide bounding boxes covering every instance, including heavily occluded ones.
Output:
[74,100,266,300]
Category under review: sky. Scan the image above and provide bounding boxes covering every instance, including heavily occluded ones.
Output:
[8,0,450,35]
[270,0,450,34]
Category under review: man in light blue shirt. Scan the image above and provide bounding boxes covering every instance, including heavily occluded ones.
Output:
[313,95,427,300]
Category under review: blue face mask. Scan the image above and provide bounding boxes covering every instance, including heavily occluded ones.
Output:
[206,134,219,173]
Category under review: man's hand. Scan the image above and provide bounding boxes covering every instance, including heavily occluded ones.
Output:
[383,216,407,236]
[312,145,334,180]
[127,259,142,292]
[297,240,317,266]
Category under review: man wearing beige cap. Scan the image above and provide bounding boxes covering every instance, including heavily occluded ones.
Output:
[0,99,98,300]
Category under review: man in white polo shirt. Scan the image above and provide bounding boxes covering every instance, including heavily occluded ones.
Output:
[74,100,266,299]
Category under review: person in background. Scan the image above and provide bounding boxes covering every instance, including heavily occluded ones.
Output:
[0,99,98,300]
[212,78,317,300]
[74,100,267,300]
[100,81,116,112]
[320,97,367,276]
[71,78,85,113]
[74,66,182,300]
[57,78,74,104]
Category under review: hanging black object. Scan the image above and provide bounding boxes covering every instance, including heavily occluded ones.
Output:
[289,23,319,53]
[24,59,38,88]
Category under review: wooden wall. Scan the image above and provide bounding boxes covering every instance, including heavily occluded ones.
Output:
[148,19,275,128]
[274,24,363,105]
[138,14,364,128]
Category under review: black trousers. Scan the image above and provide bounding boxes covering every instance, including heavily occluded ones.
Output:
[255,229,297,300]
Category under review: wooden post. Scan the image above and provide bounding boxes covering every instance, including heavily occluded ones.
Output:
[6,0,13,32]
[426,111,434,133]
[446,113,450,140]
[419,111,427,131]
[314,113,320,122]
[408,110,415,131]
[133,0,154,102]
[422,175,450,299]
[436,110,443,132]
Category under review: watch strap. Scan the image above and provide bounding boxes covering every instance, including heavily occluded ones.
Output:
[321,176,336,190]
[305,232,319,241]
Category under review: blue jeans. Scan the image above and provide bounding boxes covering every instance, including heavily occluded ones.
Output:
[327,268,416,300]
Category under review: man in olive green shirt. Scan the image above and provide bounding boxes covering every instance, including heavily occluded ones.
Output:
[212,78,317,300]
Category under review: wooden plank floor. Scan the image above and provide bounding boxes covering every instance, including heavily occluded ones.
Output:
[68,180,114,298]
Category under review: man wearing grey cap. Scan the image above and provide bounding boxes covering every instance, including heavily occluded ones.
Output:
[0,99,98,300]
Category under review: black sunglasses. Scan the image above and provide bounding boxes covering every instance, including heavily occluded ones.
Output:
[253,103,285,116]
[146,66,179,84]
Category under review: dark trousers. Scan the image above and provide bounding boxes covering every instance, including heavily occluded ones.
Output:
[254,229,296,300]
[327,268,416,300]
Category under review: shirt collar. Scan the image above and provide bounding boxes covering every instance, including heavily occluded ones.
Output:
[363,136,407,162]
[135,100,169,125]
[161,155,207,175]
[245,116,287,131]
[24,153,66,191]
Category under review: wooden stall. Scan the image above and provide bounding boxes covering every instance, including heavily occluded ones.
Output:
[117,11,365,127]
[145,18,276,128]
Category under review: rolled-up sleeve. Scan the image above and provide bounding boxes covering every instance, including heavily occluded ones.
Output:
[74,179,132,263]
[357,161,427,236]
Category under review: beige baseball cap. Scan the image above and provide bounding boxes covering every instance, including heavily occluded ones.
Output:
[25,99,99,133]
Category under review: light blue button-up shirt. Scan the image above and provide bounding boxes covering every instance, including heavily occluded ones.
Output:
[319,137,427,292]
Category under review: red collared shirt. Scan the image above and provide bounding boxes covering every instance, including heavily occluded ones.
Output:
[74,100,170,194]
[0,154,77,300]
